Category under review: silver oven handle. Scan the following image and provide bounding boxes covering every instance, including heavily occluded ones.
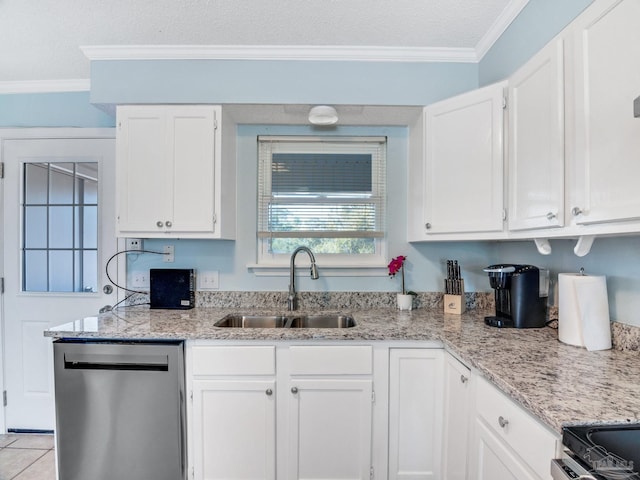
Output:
[551,459,598,480]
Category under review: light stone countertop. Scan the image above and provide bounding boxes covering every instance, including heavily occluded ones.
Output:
[46,305,640,433]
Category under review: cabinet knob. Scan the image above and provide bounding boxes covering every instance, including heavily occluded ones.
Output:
[460,375,468,384]
[425,223,432,230]
[546,212,556,221]
[156,221,164,228]
[498,416,509,428]
[291,387,298,394]
[265,388,273,396]
[165,221,172,228]
[571,207,583,217]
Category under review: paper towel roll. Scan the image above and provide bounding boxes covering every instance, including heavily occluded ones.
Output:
[558,273,611,351]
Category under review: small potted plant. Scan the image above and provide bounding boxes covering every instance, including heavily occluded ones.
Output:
[388,255,416,310]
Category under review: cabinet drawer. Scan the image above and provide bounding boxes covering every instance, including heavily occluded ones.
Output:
[192,346,275,376]
[476,376,558,476]
[289,346,372,375]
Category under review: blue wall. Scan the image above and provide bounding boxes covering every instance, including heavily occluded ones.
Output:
[90,59,478,106]
[479,0,594,85]
[127,124,494,294]
[0,92,114,128]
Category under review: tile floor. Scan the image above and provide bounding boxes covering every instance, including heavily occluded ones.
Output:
[0,434,55,480]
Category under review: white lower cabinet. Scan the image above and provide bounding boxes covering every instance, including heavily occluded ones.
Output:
[388,348,443,480]
[189,345,277,480]
[188,343,559,480]
[192,379,276,480]
[441,353,472,480]
[469,375,559,480]
[285,345,373,480]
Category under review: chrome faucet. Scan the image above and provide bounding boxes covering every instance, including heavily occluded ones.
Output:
[288,246,319,311]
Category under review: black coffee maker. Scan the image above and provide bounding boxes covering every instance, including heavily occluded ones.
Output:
[484,264,548,328]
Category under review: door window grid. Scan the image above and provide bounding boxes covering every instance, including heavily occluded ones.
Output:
[22,162,98,293]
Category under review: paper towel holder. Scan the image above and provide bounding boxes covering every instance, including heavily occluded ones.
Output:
[574,235,596,257]
[534,238,552,255]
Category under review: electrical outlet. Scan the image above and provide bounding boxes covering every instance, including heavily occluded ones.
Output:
[131,271,149,289]
[197,271,219,291]
[126,238,143,251]
[163,245,175,263]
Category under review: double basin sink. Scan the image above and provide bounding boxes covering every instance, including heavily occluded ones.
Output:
[215,314,356,329]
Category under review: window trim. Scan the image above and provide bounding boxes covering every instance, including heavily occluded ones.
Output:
[255,135,388,272]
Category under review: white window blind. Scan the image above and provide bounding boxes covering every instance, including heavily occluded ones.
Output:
[258,136,387,249]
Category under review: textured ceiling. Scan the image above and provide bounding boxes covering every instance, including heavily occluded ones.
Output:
[0,0,525,82]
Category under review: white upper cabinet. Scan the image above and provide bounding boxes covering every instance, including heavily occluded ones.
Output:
[116,105,235,239]
[507,38,565,231]
[413,82,506,240]
[568,0,640,227]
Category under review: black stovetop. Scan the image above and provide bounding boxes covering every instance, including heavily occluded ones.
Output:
[563,424,640,479]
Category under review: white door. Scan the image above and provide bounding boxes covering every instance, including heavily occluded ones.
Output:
[441,354,471,480]
[388,349,443,480]
[569,0,640,225]
[287,378,373,480]
[191,379,276,480]
[507,38,565,231]
[2,135,118,431]
[423,82,505,236]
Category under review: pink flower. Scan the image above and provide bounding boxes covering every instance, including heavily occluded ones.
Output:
[387,255,406,277]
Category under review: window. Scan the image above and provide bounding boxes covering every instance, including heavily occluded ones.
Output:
[257,136,386,266]
[22,162,99,292]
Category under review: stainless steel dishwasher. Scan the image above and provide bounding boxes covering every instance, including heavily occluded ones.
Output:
[53,339,186,480]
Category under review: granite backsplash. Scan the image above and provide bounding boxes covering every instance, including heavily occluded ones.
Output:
[126,291,640,351]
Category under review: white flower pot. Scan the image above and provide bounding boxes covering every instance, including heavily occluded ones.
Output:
[397,293,413,311]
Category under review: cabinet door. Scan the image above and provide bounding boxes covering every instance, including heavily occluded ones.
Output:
[508,38,565,231]
[287,378,372,480]
[116,106,173,233]
[470,419,538,480]
[423,83,505,236]
[569,0,640,225]
[192,379,276,480]
[388,349,443,480]
[441,354,471,480]
[167,105,217,234]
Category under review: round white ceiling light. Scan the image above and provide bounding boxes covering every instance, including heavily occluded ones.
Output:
[308,105,339,125]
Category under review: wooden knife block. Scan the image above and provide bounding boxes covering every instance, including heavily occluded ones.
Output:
[444,294,466,315]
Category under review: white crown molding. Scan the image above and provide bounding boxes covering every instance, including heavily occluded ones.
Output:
[475,0,530,60]
[81,45,479,63]
[0,79,90,94]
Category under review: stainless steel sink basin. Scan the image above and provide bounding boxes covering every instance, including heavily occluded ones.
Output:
[214,314,356,328]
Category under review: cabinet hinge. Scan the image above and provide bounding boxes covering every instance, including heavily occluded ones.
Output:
[3,390,7,407]
[370,466,374,480]
[0,162,4,179]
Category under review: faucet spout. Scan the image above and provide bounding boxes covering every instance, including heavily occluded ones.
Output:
[288,246,319,311]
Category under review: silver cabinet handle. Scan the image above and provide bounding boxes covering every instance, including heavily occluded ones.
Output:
[425,223,432,230]
[546,212,556,220]
[265,388,273,396]
[291,387,298,394]
[156,221,164,228]
[572,207,583,217]
[460,375,468,384]
[165,221,172,228]
[498,416,509,428]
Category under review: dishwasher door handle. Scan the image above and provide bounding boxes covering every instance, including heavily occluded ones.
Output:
[63,353,169,371]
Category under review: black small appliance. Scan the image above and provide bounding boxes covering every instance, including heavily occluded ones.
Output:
[150,268,195,309]
[484,264,548,328]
